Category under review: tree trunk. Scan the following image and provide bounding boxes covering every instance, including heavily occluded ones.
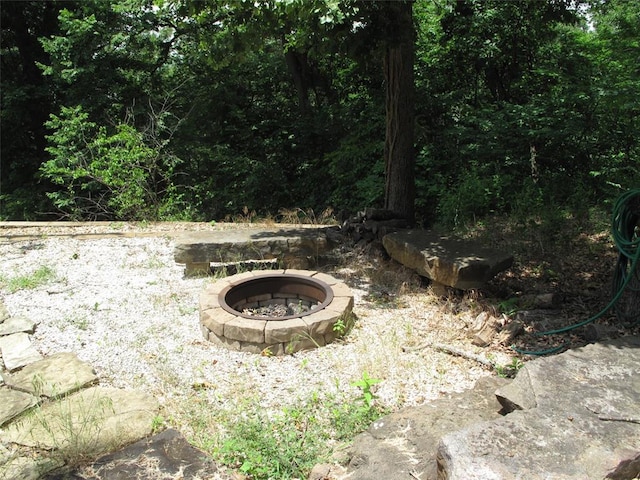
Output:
[284,50,311,115]
[383,1,416,224]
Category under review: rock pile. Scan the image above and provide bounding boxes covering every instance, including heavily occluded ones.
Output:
[341,336,640,480]
[340,208,408,245]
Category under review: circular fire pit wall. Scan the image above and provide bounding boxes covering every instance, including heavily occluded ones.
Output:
[200,270,354,354]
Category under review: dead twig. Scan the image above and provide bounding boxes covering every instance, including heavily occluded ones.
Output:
[402,342,496,369]
[596,416,640,424]
[585,406,640,424]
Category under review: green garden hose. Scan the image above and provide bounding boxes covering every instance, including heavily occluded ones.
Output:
[513,188,640,356]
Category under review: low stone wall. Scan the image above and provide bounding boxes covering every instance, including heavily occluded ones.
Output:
[174,227,335,276]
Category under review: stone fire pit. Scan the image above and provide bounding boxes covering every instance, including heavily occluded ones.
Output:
[199,270,354,354]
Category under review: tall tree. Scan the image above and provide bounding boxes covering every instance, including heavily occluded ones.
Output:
[381,0,415,222]
[189,0,418,219]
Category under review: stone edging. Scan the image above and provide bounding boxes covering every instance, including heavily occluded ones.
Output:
[199,270,354,355]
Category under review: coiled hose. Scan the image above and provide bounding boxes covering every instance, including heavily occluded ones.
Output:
[514,188,640,355]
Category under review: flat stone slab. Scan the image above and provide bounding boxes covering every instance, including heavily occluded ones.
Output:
[0,387,38,426]
[63,428,233,479]
[383,230,513,289]
[0,302,9,322]
[0,315,36,336]
[343,376,510,480]
[4,352,98,398]
[0,454,64,480]
[174,227,332,275]
[438,336,640,479]
[4,386,159,454]
[0,332,43,371]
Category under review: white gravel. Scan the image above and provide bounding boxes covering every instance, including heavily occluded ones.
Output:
[0,228,499,419]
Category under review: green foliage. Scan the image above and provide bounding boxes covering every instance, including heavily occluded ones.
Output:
[1,266,57,293]
[350,371,381,409]
[212,387,387,480]
[326,103,386,211]
[330,372,386,441]
[2,0,638,223]
[0,2,64,219]
[332,312,356,337]
[415,0,639,225]
[436,165,511,227]
[41,105,183,220]
[495,357,525,378]
[497,298,519,316]
[217,404,323,479]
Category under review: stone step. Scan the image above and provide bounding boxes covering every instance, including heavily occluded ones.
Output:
[0,315,36,336]
[0,332,43,371]
[3,386,158,452]
[4,351,98,398]
[0,388,37,426]
[383,230,513,290]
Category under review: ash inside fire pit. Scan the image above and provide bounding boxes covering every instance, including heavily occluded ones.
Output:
[243,301,318,318]
[220,273,333,321]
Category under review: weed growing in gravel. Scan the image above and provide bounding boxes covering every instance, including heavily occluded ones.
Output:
[150,415,166,434]
[216,404,324,479]
[185,386,387,480]
[70,314,89,331]
[330,372,386,442]
[0,265,57,293]
[13,390,117,469]
[351,371,381,408]
[145,256,165,269]
[332,311,356,338]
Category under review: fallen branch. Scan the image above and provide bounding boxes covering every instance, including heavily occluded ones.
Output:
[596,416,640,425]
[585,406,640,424]
[402,341,496,369]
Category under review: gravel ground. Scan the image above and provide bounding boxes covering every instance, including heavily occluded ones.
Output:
[0,223,506,425]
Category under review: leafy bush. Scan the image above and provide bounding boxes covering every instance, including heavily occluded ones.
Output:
[436,165,511,227]
[41,106,182,220]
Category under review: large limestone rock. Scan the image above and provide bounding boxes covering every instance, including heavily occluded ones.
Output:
[437,336,640,479]
[342,376,510,480]
[383,230,513,289]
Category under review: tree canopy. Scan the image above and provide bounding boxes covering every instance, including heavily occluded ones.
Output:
[1,0,638,224]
